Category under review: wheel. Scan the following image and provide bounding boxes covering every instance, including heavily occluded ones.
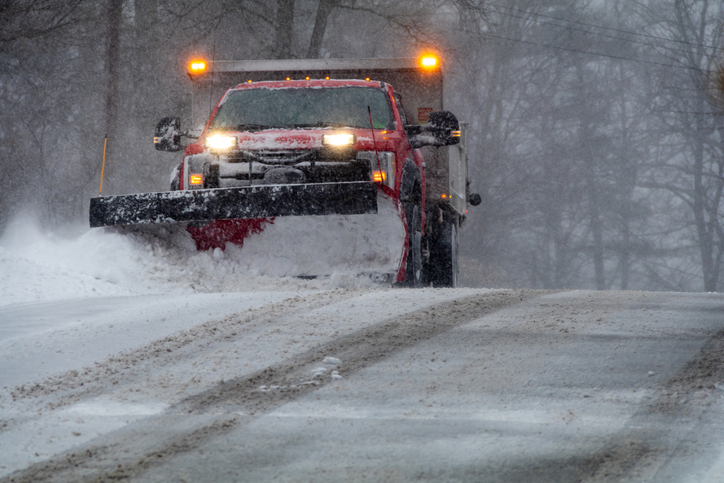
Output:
[429,219,458,288]
[402,202,423,288]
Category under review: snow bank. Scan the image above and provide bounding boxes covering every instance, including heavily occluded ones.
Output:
[0,210,396,307]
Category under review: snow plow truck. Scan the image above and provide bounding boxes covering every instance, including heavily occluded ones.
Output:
[89,54,481,287]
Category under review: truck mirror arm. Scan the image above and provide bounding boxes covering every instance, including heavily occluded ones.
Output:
[404,123,459,148]
[154,117,200,152]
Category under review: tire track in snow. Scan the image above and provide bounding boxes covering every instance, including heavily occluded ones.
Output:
[2,289,547,483]
[0,288,364,448]
[179,289,547,414]
[580,326,724,482]
[6,289,362,406]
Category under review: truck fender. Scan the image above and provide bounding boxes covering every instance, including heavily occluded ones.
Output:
[399,157,421,203]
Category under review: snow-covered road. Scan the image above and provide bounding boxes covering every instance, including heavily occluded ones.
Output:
[2,221,724,482]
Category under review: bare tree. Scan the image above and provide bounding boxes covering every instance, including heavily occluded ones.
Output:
[307,0,341,58]
[639,0,724,291]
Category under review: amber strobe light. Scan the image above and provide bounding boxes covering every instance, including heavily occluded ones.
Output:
[189,174,203,185]
[188,59,207,75]
[420,55,439,68]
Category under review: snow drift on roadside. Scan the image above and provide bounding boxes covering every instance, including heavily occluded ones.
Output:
[0,215,383,307]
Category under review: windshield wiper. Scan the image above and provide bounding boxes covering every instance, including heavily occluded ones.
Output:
[234,124,283,132]
[289,122,358,129]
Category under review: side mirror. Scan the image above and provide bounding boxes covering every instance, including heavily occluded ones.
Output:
[154,117,182,152]
[405,111,461,148]
[469,193,482,206]
[428,111,460,146]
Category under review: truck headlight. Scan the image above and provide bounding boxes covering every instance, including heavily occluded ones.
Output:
[206,134,238,150]
[322,133,355,146]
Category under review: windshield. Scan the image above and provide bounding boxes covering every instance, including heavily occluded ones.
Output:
[208,86,394,131]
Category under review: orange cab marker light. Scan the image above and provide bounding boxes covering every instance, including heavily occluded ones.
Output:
[365,77,370,81]
[189,174,203,185]
[247,80,252,83]
[420,55,439,68]
[286,77,291,81]
[305,76,310,80]
[325,76,330,80]
[188,59,207,75]
[441,193,448,199]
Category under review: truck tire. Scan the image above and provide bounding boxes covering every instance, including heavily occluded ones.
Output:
[429,219,458,288]
[402,202,423,288]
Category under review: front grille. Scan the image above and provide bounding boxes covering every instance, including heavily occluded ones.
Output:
[225,147,356,164]
[224,149,316,165]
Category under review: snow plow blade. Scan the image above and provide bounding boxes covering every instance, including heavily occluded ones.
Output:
[89,181,378,228]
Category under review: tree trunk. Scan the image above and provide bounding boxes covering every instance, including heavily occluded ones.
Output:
[577,64,606,290]
[274,0,295,59]
[307,0,339,58]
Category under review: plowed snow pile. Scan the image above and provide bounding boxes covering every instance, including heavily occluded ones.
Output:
[0,216,378,307]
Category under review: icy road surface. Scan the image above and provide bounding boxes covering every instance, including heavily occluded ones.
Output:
[1,220,724,482]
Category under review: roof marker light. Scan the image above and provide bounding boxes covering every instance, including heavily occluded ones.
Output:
[305,76,310,80]
[188,59,208,75]
[286,77,291,81]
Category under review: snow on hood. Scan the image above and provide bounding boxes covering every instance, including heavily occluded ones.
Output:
[222,129,377,151]
[235,131,322,150]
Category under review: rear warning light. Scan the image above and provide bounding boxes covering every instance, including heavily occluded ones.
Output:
[372,171,386,183]
[189,174,203,185]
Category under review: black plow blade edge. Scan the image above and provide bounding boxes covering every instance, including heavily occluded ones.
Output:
[89,181,379,228]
